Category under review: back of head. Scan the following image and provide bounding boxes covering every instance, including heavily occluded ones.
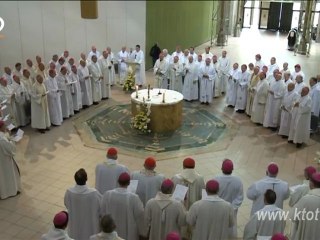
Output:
[161,179,174,194]
[183,157,195,169]
[271,233,288,240]
[100,214,116,233]
[310,172,320,189]
[53,211,68,229]
[107,147,118,160]
[267,163,279,177]
[304,166,316,180]
[144,156,156,170]
[74,168,87,185]
[221,159,234,175]
[264,189,276,205]
[206,179,219,195]
[118,172,130,187]
[166,232,181,240]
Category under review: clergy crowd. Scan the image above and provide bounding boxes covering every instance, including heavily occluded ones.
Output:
[0,45,145,133]
[36,147,320,240]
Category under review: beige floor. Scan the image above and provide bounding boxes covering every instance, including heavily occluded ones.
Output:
[1,29,320,240]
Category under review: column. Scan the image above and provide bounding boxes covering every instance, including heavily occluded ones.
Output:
[216,1,226,46]
[297,0,315,55]
[233,0,244,37]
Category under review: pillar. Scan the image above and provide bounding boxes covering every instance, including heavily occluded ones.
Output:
[297,0,314,55]
[233,0,244,37]
[216,1,226,46]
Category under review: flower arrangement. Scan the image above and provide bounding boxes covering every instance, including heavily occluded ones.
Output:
[123,69,135,92]
[131,99,151,134]
[315,151,320,164]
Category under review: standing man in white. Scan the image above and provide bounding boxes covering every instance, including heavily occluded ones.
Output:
[117,46,129,85]
[133,45,145,87]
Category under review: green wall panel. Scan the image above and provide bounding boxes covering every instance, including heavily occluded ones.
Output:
[146,0,216,69]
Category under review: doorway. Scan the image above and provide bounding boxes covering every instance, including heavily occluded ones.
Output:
[262,2,293,31]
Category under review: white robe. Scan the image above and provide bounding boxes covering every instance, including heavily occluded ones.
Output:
[0,132,21,199]
[212,61,221,97]
[68,72,83,111]
[199,64,215,103]
[117,50,129,84]
[226,68,241,106]
[90,231,124,240]
[294,82,306,94]
[64,184,102,240]
[87,50,101,61]
[169,62,183,93]
[44,77,63,126]
[246,73,260,116]
[186,195,234,240]
[255,60,266,69]
[243,204,286,240]
[182,62,199,101]
[101,188,144,240]
[26,65,37,83]
[31,82,51,129]
[0,84,17,126]
[172,169,205,209]
[291,70,305,82]
[215,174,244,238]
[267,63,279,77]
[88,62,102,102]
[107,52,116,85]
[131,169,165,206]
[170,52,184,64]
[98,57,112,99]
[153,59,169,89]
[263,80,286,128]
[201,52,213,60]
[289,180,310,207]
[144,192,186,240]
[290,188,320,240]
[2,73,13,85]
[288,94,312,144]
[56,73,74,118]
[11,81,29,127]
[78,65,93,106]
[251,79,269,124]
[132,50,146,86]
[218,57,230,93]
[95,159,129,194]
[310,84,320,116]
[235,71,250,110]
[278,90,299,136]
[247,176,290,216]
[41,227,74,240]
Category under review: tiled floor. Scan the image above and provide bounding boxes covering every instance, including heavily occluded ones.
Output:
[1,28,320,239]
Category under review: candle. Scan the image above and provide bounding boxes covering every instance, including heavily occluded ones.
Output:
[135,85,138,98]
[162,91,165,103]
[147,84,150,99]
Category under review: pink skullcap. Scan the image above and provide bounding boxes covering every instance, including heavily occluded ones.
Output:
[206,179,219,193]
[166,232,181,240]
[271,233,287,240]
[161,179,174,189]
[118,172,130,182]
[0,120,5,128]
[53,211,68,228]
[304,166,316,177]
[144,157,156,168]
[268,163,279,175]
[107,147,117,157]
[311,172,320,184]
[183,157,195,168]
[222,159,234,172]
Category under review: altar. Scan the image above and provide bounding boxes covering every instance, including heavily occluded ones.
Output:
[131,89,184,133]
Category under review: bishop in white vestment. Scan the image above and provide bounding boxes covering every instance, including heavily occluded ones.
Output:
[278,83,299,137]
[251,72,269,124]
[117,47,129,85]
[246,67,261,116]
[182,56,199,101]
[69,66,83,111]
[99,51,112,99]
[235,64,250,112]
[132,45,146,86]
[107,47,116,86]
[101,173,144,240]
[11,75,29,127]
[88,55,102,103]
[56,67,74,118]
[169,56,183,92]
[64,168,101,240]
[199,58,215,104]
[153,53,169,89]
[78,60,93,107]
[0,121,21,199]
[218,51,230,94]
[226,63,241,107]
[45,70,63,126]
